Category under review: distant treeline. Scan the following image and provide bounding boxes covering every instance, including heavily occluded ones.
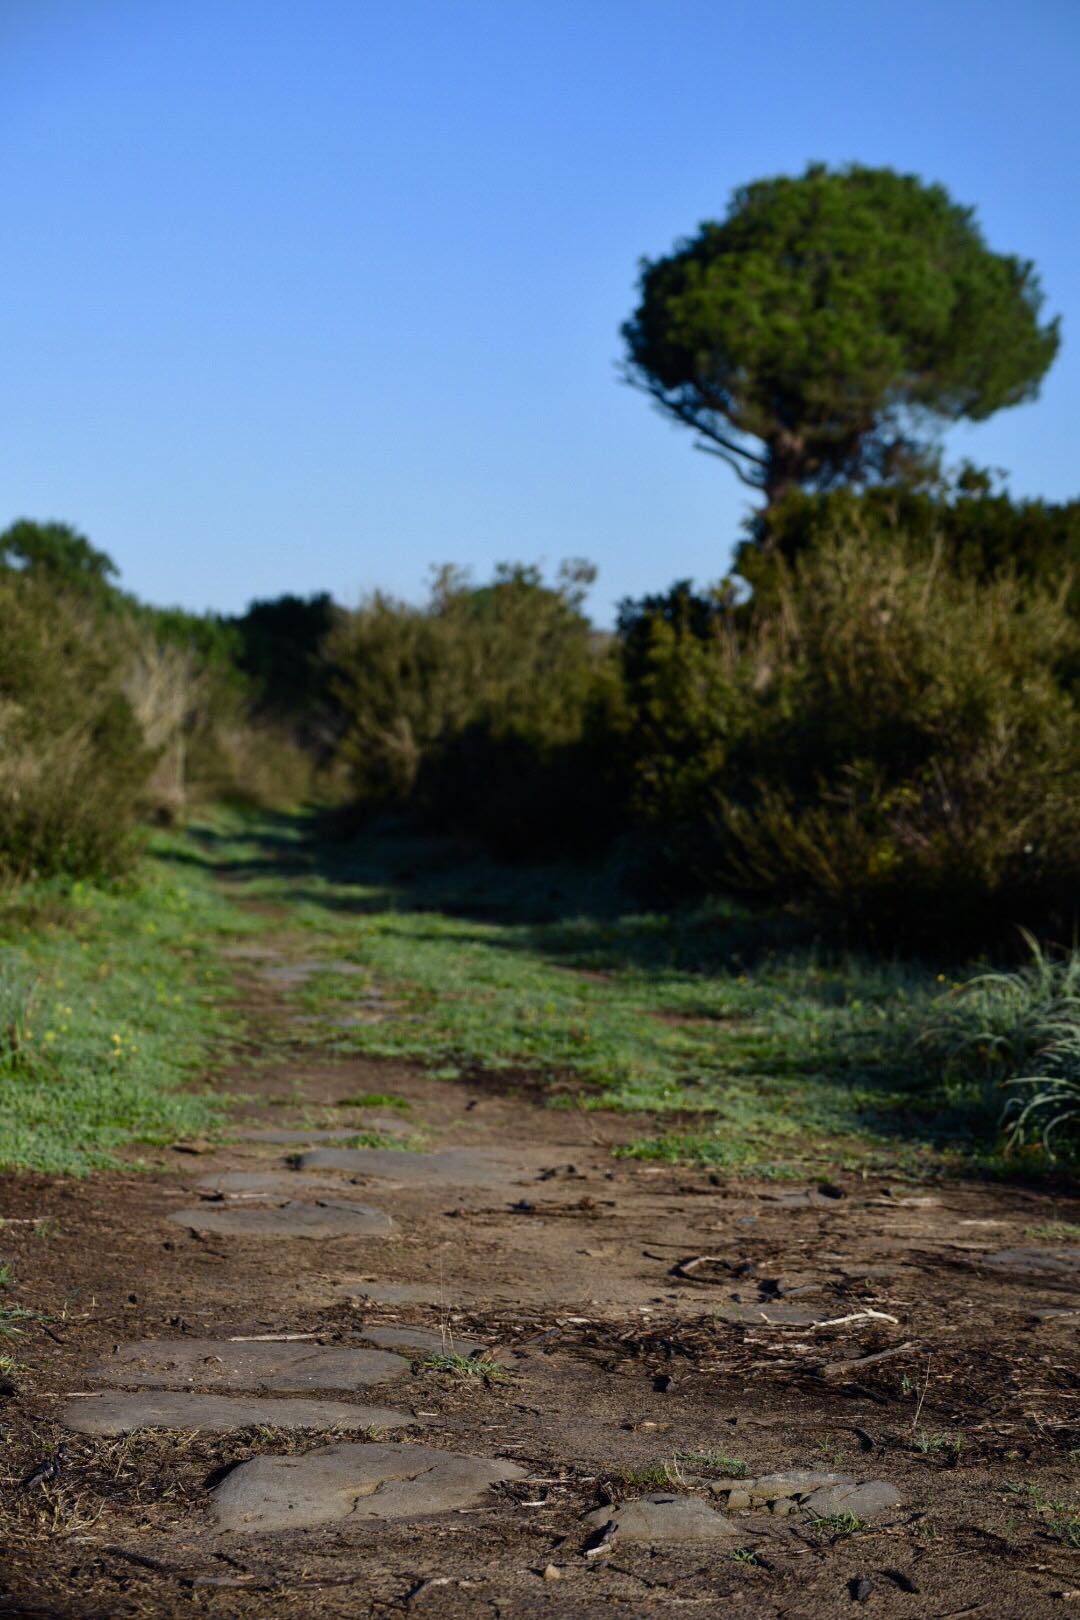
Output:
[4,474,1080,951]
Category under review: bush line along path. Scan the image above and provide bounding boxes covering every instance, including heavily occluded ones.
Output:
[2,818,1080,1615]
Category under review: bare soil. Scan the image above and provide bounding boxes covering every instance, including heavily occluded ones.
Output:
[3,927,1080,1617]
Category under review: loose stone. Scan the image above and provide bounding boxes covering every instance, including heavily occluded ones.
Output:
[210,1440,525,1533]
[801,1479,902,1519]
[582,1493,737,1544]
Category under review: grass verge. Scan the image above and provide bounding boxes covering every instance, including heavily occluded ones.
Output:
[176,812,1073,1179]
[0,831,244,1174]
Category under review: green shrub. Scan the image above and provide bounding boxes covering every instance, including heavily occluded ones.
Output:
[620,524,1080,948]
[326,562,620,851]
[0,574,153,880]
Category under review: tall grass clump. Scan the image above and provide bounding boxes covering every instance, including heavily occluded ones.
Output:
[618,522,1080,949]
[917,934,1080,1154]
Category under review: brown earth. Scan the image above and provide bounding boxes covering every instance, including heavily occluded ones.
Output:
[2,930,1080,1617]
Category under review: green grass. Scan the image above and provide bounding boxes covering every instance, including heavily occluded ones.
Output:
[1027,1220,1080,1243]
[0,1304,47,1339]
[335,1092,412,1111]
[810,1511,864,1535]
[912,1432,964,1457]
[176,813,1035,1176]
[10,809,1062,1182]
[676,1451,749,1477]
[1006,1483,1080,1549]
[620,1462,679,1488]
[419,1351,508,1382]
[0,831,243,1174]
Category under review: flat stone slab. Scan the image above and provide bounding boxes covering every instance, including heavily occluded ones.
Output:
[211,1441,525,1533]
[194,1171,346,1198]
[801,1479,902,1519]
[358,1326,486,1357]
[86,1340,408,1392]
[584,1493,736,1544]
[236,1128,384,1145]
[1031,1304,1080,1322]
[295,1147,514,1186]
[168,1200,393,1237]
[62,1392,413,1436]
[982,1248,1080,1278]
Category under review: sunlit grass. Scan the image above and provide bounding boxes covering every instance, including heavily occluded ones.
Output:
[0,835,241,1173]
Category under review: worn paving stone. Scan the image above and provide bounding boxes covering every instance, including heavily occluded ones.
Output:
[983,1248,1080,1278]
[62,1392,414,1436]
[296,1147,514,1186]
[358,1325,486,1357]
[236,1127,403,1145]
[583,1493,737,1544]
[168,1200,393,1237]
[758,1188,847,1210]
[801,1479,903,1519]
[211,1440,525,1533]
[1031,1303,1080,1322]
[194,1171,346,1198]
[85,1339,408,1392]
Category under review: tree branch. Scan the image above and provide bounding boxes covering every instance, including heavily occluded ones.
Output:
[625,370,768,472]
[693,438,765,488]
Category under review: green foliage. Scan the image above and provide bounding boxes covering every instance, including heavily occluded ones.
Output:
[619,522,1080,948]
[623,164,1059,505]
[0,572,153,879]
[915,937,1080,1152]
[0,837,236,1173]
[327,561,619,852]
[230,593,338,722]
[0,519,120,600]
[737,477,1080,615]
[420,1351,508,1381]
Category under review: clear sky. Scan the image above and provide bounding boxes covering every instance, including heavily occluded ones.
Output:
[4,0,1078,623]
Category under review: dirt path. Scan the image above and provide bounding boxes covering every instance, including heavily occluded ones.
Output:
[3,908,1080,1616]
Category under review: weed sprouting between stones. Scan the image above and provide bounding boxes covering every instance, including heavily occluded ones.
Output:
[336,1092,412,1111]
[420,1351,508,1382]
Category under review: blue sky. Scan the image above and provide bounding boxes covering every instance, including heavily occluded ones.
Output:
[4,0,1078,623]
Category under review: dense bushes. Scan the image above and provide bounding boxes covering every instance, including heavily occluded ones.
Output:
[619,523,1080,947]
[0,571,152,879]
[6,495,1080,952]
[326,563,622,852]
[0,520,330,880]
